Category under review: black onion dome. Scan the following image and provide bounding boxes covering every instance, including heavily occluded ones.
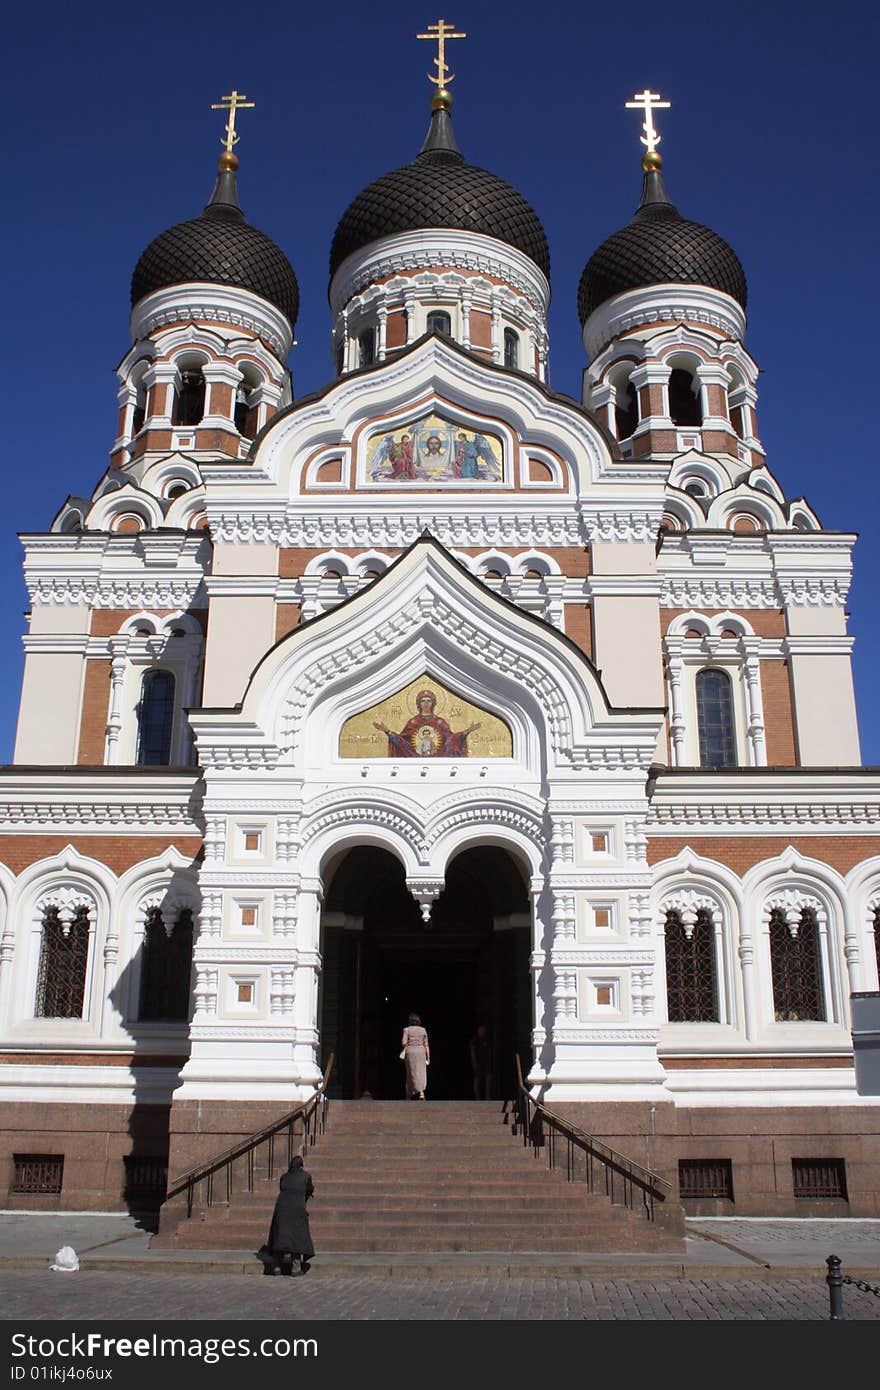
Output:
[578,164,746,324]
[329,104,549,281]
[131,160,299,325]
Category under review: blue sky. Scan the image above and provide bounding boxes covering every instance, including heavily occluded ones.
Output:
[3,0,878,761]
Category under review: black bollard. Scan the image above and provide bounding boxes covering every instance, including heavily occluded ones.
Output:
[826,1254,845,1320]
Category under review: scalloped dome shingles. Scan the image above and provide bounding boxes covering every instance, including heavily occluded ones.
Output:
[578,175,746,324]
[329,147,550,281]
[131,203,299,326]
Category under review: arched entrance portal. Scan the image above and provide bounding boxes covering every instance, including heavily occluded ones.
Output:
[320,846,532,1099]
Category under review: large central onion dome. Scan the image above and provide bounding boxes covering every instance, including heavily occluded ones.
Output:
[578,155,746,324]
[131,153,299,326]
[329,97,550,281]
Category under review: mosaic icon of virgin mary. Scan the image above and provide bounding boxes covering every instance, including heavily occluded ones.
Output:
[373,689,481,758]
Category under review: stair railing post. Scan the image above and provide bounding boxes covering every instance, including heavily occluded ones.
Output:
[827,1255,845,1320]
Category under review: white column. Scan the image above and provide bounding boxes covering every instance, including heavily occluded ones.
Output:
[460,293,471,350]
[404,295,416,344]
[294,877,323,1083]
[738,924,759,1040]
[103,638,129,766]
[665,646,686,766]
[143,364,176,425]
[741,639,768,766]
[490,298,502,364]
[377,306,388,362]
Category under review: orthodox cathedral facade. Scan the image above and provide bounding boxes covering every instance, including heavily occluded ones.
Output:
[2,53,879,1219]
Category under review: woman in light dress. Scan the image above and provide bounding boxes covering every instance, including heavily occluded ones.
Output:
[401,1012,430,1100]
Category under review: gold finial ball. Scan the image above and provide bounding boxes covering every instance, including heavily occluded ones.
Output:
[642,150,663,171]
[431,88,453,111]
[218,150,240,172]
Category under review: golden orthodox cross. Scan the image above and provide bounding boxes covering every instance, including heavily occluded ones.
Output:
[211,90,255,153]
[625,89,671,154]
[416,19,467,88]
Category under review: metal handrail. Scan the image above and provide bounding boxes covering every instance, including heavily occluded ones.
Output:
[165,1053,334,1217]
[503,1054,671,1222]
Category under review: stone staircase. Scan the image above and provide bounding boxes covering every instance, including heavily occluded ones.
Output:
[156,1101,685,1253]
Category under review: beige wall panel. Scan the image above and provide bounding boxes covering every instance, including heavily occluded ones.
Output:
[28,605,90,636]
[785,605,848,637]
[592,596,664,707]
[202,597,276,707]
[788,653,861,765]
[14,654,83,763]
[590,541,656,576]
[212,543,279,578]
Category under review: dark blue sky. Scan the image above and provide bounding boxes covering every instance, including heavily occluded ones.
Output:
[4,0,878,762]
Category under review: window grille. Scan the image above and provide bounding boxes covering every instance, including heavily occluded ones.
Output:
[769,907,826,1021]
[123,1155,168,1204]
[136,669,176,766]
[35,906,89,1018]
[664,908,719,1021]
[678,1159,733,1200]
[792,1158,847,1200]
[696,668,737,768]
[138,908,194,1021]
[12,1154,63,1194]
[873,907,880,978]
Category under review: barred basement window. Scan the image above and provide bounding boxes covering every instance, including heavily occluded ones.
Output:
[769,906,826,1021]
[35,906,90,1018]
[792,1158,847,1200]
[138,908,194,1021]
[123,1155,168,1204]
[12,1154,63,1194]
[664,908,719,1021]
[678,1159,734,1200]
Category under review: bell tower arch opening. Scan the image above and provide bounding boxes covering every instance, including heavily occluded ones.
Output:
[319,844,531,1100]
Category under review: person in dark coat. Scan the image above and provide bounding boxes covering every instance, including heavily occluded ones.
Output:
[262,1154,315,1275]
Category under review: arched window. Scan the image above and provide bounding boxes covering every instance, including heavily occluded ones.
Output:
[131,373,148,435]
[139,907,194,1021]
[614,379,638,439]
[172,369,206,427]
[35,905,90,1018]
[503,328,520,369]
[664,908,719,1021]
[696,669,736,768]
[427,311,451,338]
[873,906,880,978]
[358,330,376,368]
[136,670,176,767]
[668,368,703,426]
[769,906,826,1021]
[234,377,260,437]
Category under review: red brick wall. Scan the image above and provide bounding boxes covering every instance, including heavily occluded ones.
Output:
[77,662,110,765]
[761,659,798,765]
[647,836,880,873]
[0,837,203,875]
[564,605,593,660]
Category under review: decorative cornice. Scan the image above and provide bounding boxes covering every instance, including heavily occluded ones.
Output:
[329,229,550,318]
[24,576,208,609]
[583,283,746,360]
[646,801,880,831]
[130,284,293,360]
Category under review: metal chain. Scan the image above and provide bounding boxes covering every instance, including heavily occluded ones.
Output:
[842,1276,880,1298]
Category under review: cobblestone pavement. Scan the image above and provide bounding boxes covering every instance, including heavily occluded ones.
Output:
[1,1266,879,1320]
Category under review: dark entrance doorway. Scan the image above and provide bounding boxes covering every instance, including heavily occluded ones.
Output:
[320,845,531,1099]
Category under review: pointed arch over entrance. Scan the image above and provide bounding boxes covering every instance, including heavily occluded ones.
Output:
[320,845,531,1100]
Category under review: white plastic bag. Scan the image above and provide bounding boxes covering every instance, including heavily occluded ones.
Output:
[50,1246,79,1273]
